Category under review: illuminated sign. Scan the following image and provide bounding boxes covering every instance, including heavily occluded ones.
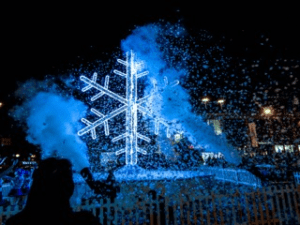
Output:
[248,122,258,147]
[22,161,37,165]
[201,152,223,163]
[208,120,222,135]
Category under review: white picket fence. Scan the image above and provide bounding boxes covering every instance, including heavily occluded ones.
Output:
[201,167,262,188]
[1,183,299,225]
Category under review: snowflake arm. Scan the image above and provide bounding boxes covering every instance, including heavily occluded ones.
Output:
[115,149,125,155]
[81,118,97,139]
[81,72,98,92]
[90,75,110,102]
[137,71,149,78]
[137,94,152,105]
[137,148,147,155]
[112,133,129,142]
[80,75,127,104]
[91,108,109,136]
[78,105,127,137]
[113,70,127,77]
[137,133,151,143]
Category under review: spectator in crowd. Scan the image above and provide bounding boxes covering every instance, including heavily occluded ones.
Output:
[6,158,101,225]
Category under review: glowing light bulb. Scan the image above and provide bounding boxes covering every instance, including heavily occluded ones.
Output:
[202,97,209,103]
[263,107,273,116]
[217,99,225,104]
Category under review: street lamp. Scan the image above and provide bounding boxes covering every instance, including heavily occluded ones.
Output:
[201,97,210,108]
[217,99,225,109]
[202,97,210,103]
[262,107,273,117]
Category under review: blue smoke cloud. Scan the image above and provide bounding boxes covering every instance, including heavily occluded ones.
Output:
[10,22,241,169]
[121,23,241,165]
[12,83,89,172]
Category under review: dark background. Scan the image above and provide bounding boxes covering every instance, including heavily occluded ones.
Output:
[2,2,300,98]
[1,2,300,122]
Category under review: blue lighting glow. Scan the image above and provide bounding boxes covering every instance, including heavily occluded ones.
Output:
[78,50,173,165]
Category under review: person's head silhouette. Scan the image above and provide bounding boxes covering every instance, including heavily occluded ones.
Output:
[6,157,100,225]
[26,158,74,212]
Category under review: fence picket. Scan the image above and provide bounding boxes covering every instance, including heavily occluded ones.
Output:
[244,193,252,223]
[99,198,104,224]
[155,195,160,225]
[256,188,265,223]
[237,199,242,224]
[217,196,224,225]
[149,196,154,225]
[273,186,283,225]
[121,207,125,225]
[186,201,191,225]
[135,200,139,225]
[212,192,219,224]
[191,199,197,225]
[279,185,288,223]
[262,186,271,225]
[198,199,204,225]
[205,197,211,225]
[128,209,133,225]
[113,201,118,225]
[267,186,277,223]
[179,198,184,225]
[231,195,237,225]
[291,184,300,224]
[251,191,259,223]
[173,204,178,225]
[285,184,294,222]
[165,197,169,225]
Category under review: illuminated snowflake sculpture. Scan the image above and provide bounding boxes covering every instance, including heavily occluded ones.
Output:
[78,50,172,165]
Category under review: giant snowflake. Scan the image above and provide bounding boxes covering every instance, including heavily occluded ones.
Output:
[78,50,172,165]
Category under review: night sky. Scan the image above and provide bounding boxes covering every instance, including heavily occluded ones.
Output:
[1,3,300,112]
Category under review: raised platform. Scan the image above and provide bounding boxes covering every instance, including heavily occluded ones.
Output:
[73,165,208,183]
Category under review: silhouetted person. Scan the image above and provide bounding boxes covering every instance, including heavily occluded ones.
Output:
[6,158,101,225]
[80,167,118,200]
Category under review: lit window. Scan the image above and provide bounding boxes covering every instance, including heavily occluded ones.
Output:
[209,120,222,135]
[285,145,294,153]
[174,133,183,142]
[275,145,284,153]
